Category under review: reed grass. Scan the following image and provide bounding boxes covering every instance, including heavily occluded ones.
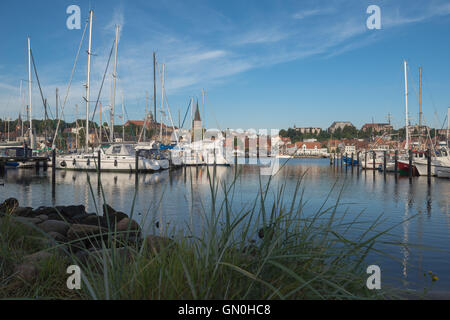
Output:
[0,165,408,300]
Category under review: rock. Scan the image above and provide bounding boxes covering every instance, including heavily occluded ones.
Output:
[116,218,140,232]
[35,214,48,223]
[0,197,19,213]
[14,216,42,225]
[67,224,108,242]
[103,204,128,222]
[23,251,52,264]
[145,235,174,253]
[79,215,103,226]
[11,207,34,217]
[14,264,37,282]
[72,213,92,222]
[48,231,67,243]
[37,220,70,236]
[56,205,86,219]
[33,206,59,217]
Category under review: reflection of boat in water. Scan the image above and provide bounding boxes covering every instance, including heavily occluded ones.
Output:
[55,144,160,172]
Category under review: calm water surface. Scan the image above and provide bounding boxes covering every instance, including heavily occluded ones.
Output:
[1,158,449,292]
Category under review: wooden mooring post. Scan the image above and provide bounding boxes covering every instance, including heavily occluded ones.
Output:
[427,148,431,184]
[51,149,56,197]
[408,149,413,182]
[383,151,387,177]
[373,151,376,173]
[394,150,398,176]
[365,152,367,170]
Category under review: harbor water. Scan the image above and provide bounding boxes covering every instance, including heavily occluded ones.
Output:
[1,158,449,292]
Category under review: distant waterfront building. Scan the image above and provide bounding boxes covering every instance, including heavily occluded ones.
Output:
[286,141,327,156]
[293,125,322,135]
[328,121,355,133]
[361,123,393,133]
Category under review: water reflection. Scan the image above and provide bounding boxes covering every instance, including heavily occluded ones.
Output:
[1,159,450,290]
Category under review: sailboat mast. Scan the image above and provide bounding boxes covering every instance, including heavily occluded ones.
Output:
[190,97,193,142]
[160,63,165,141]
[27,37,34,149]
[447,107,449,148]
[153,52,157,127]
[99,101,102,144]
[404,60,409,150]
[419,67,422,128]
[85,10,93,151]
[122,94,125,142]
[202,89,205,139]
[144,90,148,142]
[110,24,119,143]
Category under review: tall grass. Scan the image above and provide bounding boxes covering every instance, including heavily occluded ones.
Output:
[1,165,404,299]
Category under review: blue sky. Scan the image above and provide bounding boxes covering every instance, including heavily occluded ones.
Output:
[1,0,450,131]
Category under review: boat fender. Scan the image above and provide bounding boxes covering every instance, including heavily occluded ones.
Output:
[87,159,90,166]
[60,161,67,167]
[72,159,76,166]
[114,159,118,167]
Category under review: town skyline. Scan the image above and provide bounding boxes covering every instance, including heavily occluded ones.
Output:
[1,0,450,131]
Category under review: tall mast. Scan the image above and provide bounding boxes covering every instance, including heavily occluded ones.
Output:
[75,104,79,150]
[27,37,34,149]
[144,90,148,142]
[419,67,422,128]
[153,52,157,127]
[404,60,409,150]
[85,10,93,151]
[122,94,125,142]
[190,97,193,142]
[110,24,119,143]
[19,80,24,139]
[160,63,165,141]
[202,88,205,139]
[447,107,449,148]
[56,88,59,120]
[99,101,102,144]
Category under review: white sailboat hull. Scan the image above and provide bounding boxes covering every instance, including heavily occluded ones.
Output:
[55,154,160,172]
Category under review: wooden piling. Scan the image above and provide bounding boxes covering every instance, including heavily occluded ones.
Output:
[383,151,387,176]
[365,152,367,170]
[51,149,56,195]
[408,149,413,181]
[427,148,431,184]
[373,151,376,172]
[351,152,354,167]
[394,150,398,175]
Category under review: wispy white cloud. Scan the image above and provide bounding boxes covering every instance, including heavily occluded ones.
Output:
[2,0,450,120]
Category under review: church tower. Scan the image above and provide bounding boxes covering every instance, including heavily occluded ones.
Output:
[193,100,202,141]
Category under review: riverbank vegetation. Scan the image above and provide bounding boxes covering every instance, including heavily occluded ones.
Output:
[0,169,406,300]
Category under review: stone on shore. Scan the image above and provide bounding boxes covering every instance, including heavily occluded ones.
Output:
[14,264,38,282]
[37,220,70,236]
[11,207,34,217]
[103,204,128,222]
[67,224,108,242]
[47,231,67,242]
[116,218,140,232]
[0,198,19,213]
[56,205,86,219]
